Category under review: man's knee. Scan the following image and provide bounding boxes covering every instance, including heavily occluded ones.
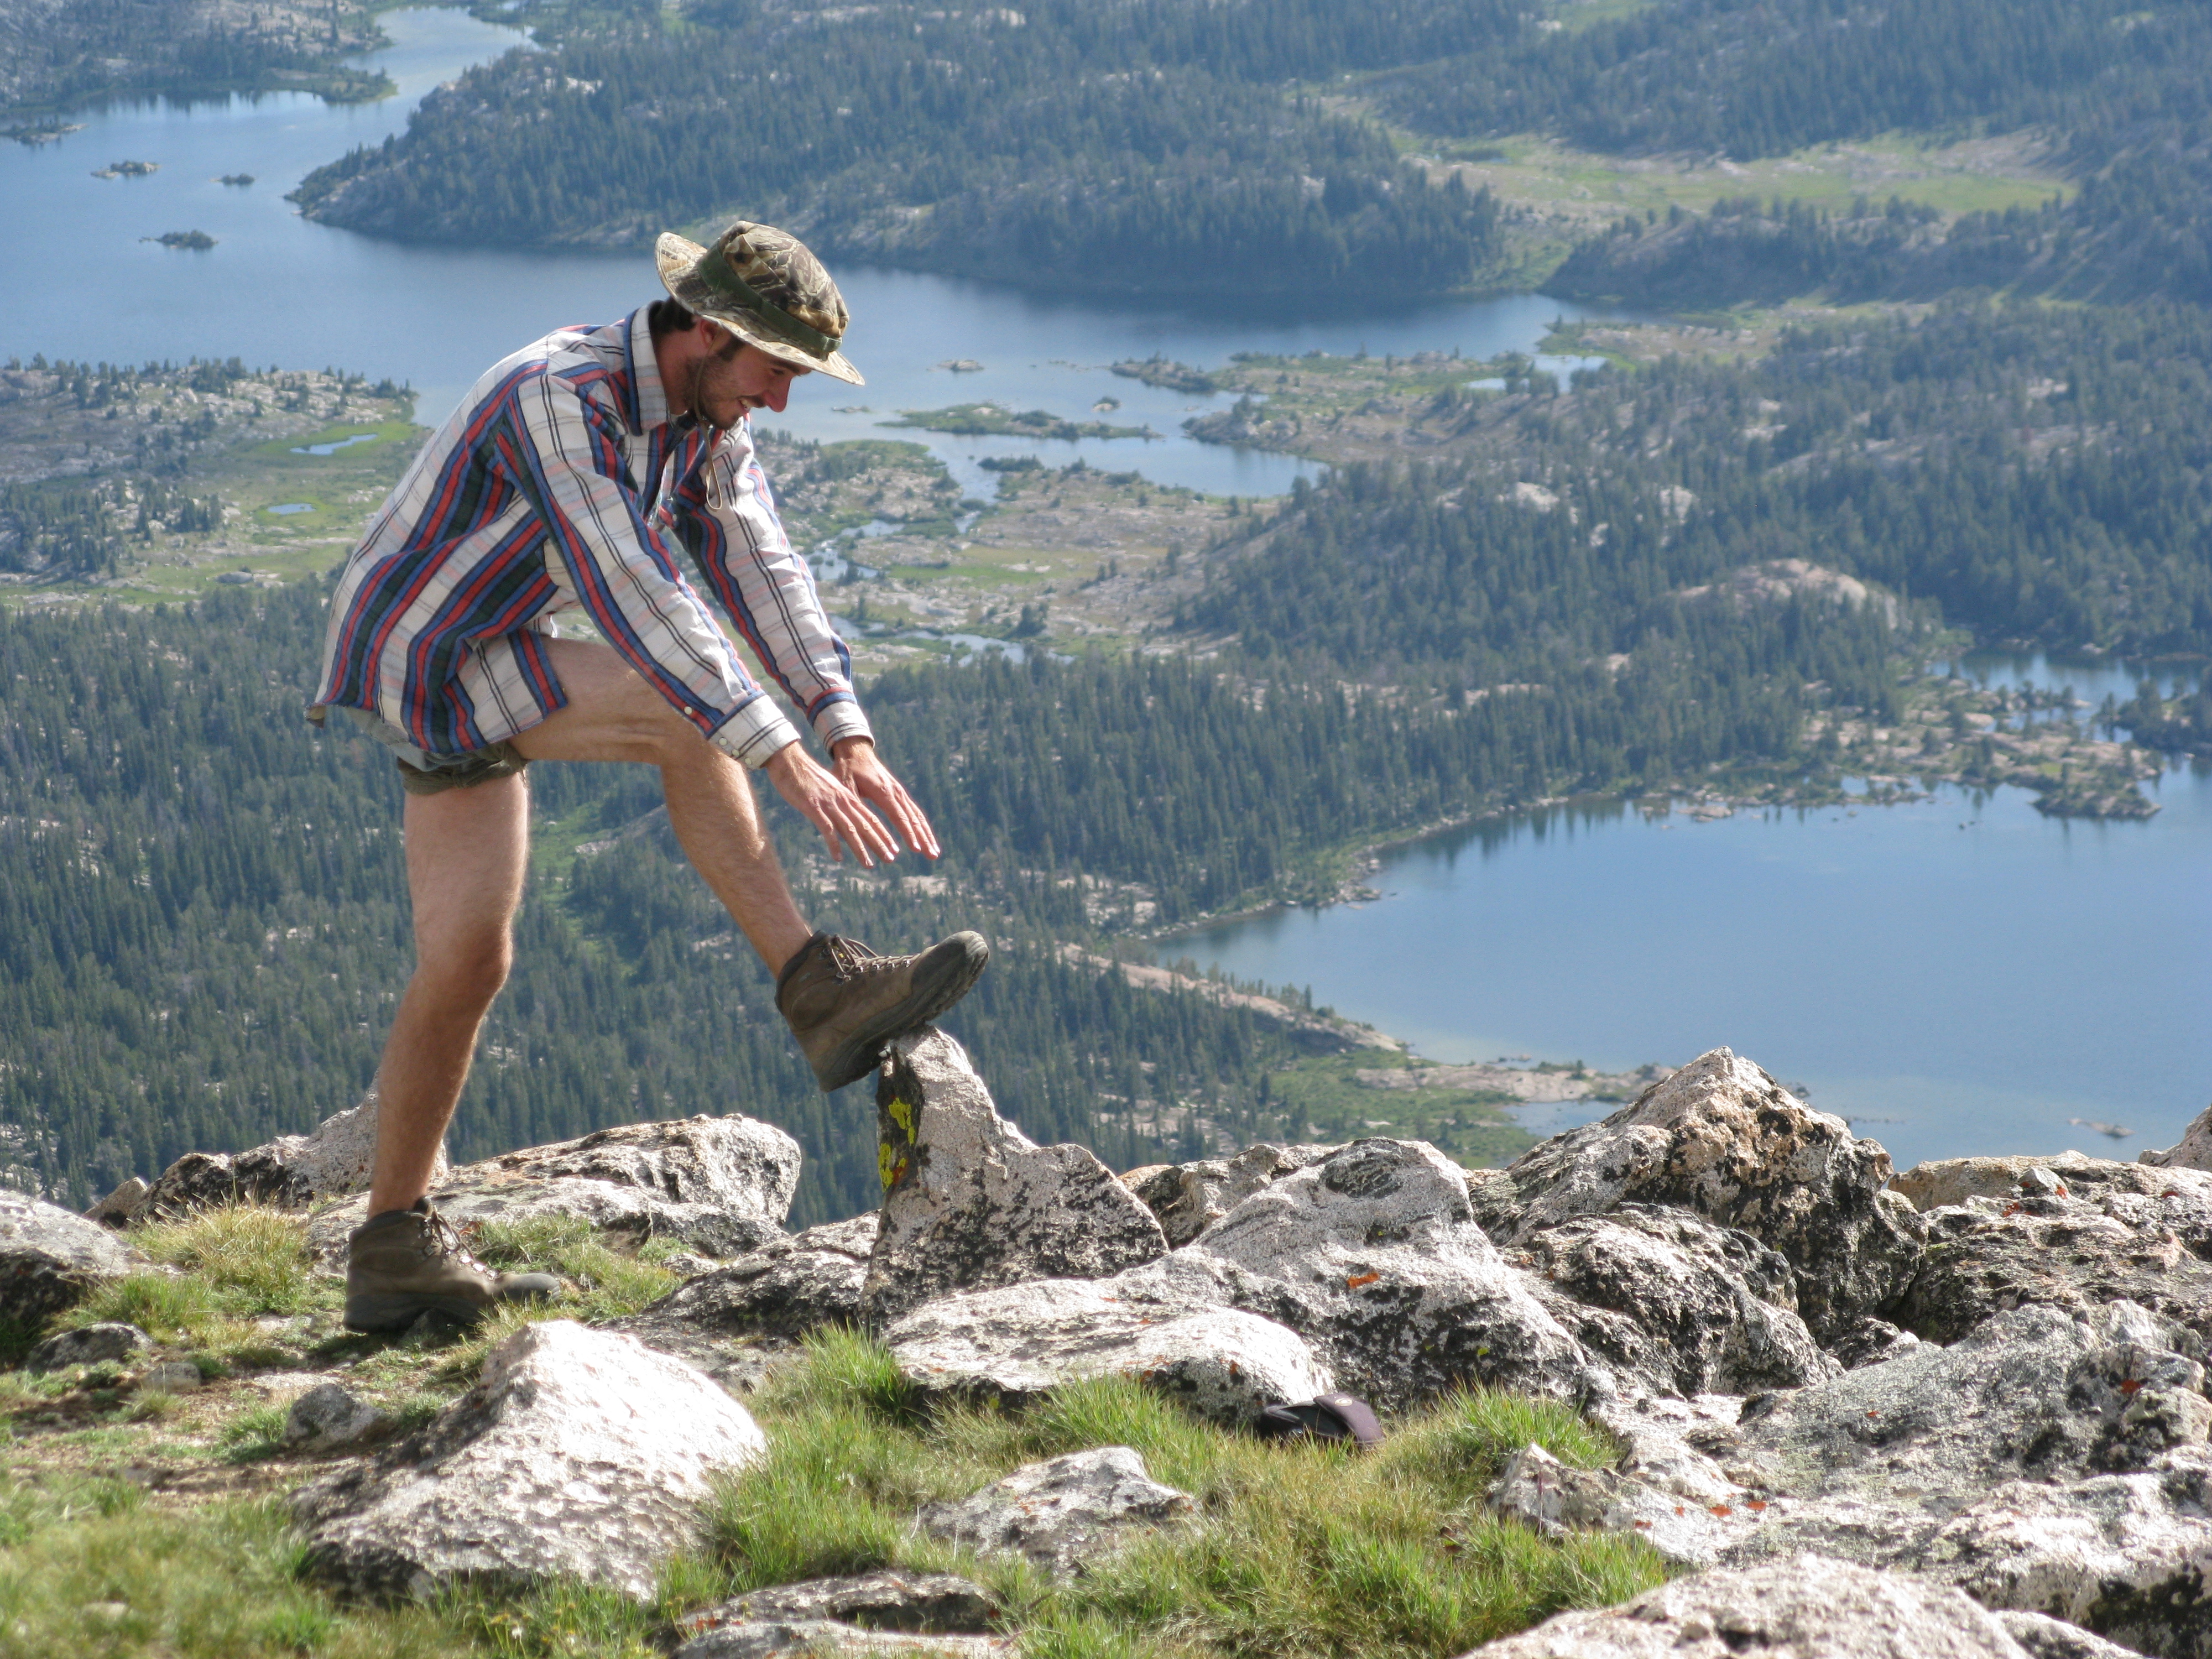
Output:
[416,928,513,1007]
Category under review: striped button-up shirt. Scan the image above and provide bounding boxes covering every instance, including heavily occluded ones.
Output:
[312,307,869,767]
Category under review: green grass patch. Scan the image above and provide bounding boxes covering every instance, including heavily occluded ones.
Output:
[701,1330,1667,1658]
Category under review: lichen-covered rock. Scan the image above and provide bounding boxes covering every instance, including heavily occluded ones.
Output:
[1471,1047,1923,1339]
[1455,1553,2040,1658]
[1486,1441,1737,1567]
[295,1321,766,1600]
[285,1382,388,1450]
[609,1214,876,1389]
[1827,1316,1923,1370]
[864,1032,1166,1324]
[145,1090,447,1216]
[310,1114,802,1266]
[1715,1302,2212,1656]
[886,1274,1331,1423]
[27,1321,149,1372]
[1895,1153,2101,1211]
[677,1623,1009,1658]
[1193,1137,1595,1407]
[0,1190,142,1323]
[915,1447,1195,1578]
[2142,1101,2212,1171]
[1122,1142,1337,1249]
[1892,1157,2212,1350]
[1506,1204,1839,1396]
[679,1572,997,1640]
[1995,1610,2148,1659]
[635,1214,876,1339]
[84,1177,148,1228]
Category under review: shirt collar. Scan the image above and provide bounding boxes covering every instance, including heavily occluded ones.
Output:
[622,306,672,435]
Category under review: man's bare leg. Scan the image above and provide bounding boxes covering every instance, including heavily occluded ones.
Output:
[510,638,814,971]
[364,771,529,1216]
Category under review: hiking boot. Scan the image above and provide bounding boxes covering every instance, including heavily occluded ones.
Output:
[776,930,989,1092]
[343,1199,561,1333]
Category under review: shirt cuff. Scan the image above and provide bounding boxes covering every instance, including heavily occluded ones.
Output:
[709,697,804,769]
[811,697,873,753]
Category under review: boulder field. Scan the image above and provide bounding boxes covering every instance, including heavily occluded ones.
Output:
[44,1032,2212,1657]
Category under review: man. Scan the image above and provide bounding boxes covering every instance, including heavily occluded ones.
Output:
[310,221,987,1334]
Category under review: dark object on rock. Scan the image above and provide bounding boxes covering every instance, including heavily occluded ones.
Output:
[1888,1154,2212,1349]
[285,1382,387,1449]
[1457,1552,2047,1657]
[0,1190,142,1323]
[915,1447,1195,1578]
[681,1572,997,1639]
[1507,1203,1838,1396]
[1471,1047,1923,1340]
[84,1177,148,1228]
[295,1321,766,1600]
[864,1031,1166,1324]
[1253,1392,1384,1448]
[310,1112,802,1265]
[27,1321,149,1372]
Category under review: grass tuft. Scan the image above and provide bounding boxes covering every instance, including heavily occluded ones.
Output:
[701,1336,1672,1657]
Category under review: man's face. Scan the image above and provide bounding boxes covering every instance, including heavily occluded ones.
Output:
[687,328,810,429]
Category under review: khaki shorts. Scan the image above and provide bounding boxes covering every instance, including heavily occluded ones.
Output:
[310,705,530,797]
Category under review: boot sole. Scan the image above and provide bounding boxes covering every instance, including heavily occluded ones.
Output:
[814,932,990,1091]
[344,1291,487,1334]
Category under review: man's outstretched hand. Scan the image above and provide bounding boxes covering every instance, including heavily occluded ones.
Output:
[763,737,939,867]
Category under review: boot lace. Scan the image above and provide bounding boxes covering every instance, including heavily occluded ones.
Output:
[823,935,888,980]
[417,1204,491,1271]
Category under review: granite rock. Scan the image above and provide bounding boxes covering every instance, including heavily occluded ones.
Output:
[284,1381,389,1450]
[1471,1047,1923,1340]
[2142,1101,2212,1172]
[1891,1155,2212,1350]
[145,1089,447,1216]
[1454,1553,2041,1658]
[1996,1610,2150,1659]
[84,1177,149,1228]
[0,1190,142,1323]
[1193,1137,1595,1407]
[915,1447,1196,1578]
[864,1032,1166,1324]
[310,1114,802,1266]
[676,1624,1009,1658]
[886,1274,1331,1423]
[26,1321,150,1372]
[1506,1204,1839,1396]
[633,1214,877,1340]
[1122,1142,1337,1249]
[677,1575,1000,1655]
[295,1321,767,1600]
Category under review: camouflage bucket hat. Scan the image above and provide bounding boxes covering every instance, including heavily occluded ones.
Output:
[655,221,863,386]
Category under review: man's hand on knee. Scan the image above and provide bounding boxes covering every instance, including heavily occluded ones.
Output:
[764,741,902,867]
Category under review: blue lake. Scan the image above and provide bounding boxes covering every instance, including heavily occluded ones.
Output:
[1160,655,2212,1173]
[0,6,1614,499]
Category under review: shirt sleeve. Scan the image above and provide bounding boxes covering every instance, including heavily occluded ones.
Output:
[663,421,874,754]
[500,369,803,768]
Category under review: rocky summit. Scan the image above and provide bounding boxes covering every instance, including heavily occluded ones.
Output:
[20,1040,2212,1657]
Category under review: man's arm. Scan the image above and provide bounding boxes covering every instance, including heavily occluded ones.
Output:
[502,367,803,768]
[670,424,940,857]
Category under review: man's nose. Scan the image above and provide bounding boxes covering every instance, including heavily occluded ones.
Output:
[764,380,790,413]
